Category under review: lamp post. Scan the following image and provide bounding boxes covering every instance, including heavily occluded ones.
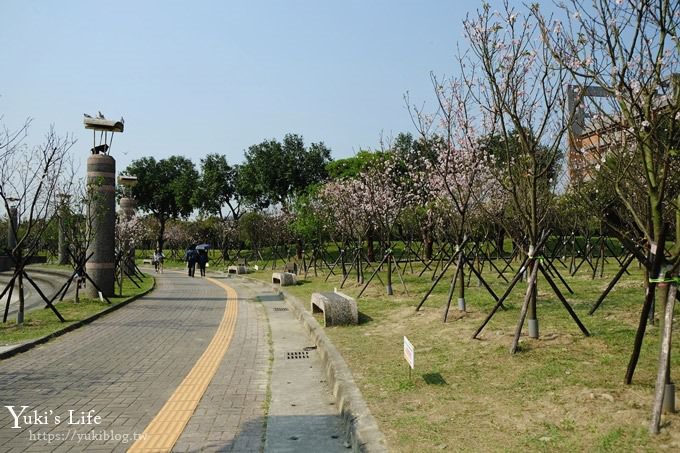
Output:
[118,175,138,276]
[118,175,137,217]
[5,197,22,323]
[6,198,19,252]
[57,193,71,265]
[83,113,124,298]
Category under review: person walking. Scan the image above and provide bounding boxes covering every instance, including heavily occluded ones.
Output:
[197,250,208,277]
[185,248,197,277]
[153,249,165,273]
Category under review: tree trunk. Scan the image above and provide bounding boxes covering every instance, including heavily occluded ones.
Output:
[386,252,393,295]
[156,217,166,252]
[457,256,465,311]
[17,272,24,325]
[424,236,434,261]
[424,208,434,261]
[496,227,505,259]
[296,238,303,260]
[366,227,375,262]
[650,282,677,433]
[340,248,347,277]
[626,232,666,384]
[528,261,538,338]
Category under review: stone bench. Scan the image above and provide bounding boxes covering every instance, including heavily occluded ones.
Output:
[311,291,358,327]
[272,272,296,286]
[142,258,152,264]
[228,265,249,274]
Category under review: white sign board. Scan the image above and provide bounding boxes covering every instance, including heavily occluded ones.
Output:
[403,336,414,369]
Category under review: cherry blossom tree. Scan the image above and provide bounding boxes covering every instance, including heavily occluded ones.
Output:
[319,177,372,284]
[536,0,680,431]
[354,153,412,295]
[456,2,590,350]
[163,220,193,260]
[318,147,425,294]
[114,213,145,295]
[409,73,496,314]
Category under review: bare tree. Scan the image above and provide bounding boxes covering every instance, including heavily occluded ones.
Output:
[0,116,30,161]
[53,170,111,304]
[0,124,75,324]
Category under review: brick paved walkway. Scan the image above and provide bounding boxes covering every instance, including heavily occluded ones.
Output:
[0,271,346,452]
[0,271,238,452]
[173,276,269,452]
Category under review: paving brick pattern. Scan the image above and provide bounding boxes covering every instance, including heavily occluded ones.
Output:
[0,272,227,452]
[0,272,347,453]
[174,278,269,452]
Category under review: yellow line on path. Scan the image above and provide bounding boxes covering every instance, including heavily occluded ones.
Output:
[129,277,238,452]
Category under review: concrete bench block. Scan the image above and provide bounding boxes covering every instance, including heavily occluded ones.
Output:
[311,291,358,327]
[228,265,249,274]
[142,258,152,264]
[272,272,296,286]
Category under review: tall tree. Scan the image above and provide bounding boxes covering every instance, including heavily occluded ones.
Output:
[124,156,198,251]
[238,133,332,209]
[193,154,242,221]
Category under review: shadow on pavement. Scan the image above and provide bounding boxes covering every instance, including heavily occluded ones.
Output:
[175,415,348,453]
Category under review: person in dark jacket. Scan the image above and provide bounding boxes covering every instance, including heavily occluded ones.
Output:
[185,249,197,277]
[197,250,208,277]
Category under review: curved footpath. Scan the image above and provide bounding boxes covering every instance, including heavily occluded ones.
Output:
[0,267,75,317]
[0,270,384,452]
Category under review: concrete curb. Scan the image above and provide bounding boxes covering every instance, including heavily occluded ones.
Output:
[0,275,156,361]
[235,274,389,452]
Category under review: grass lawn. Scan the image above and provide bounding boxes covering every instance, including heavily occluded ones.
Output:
[0,271,154,346]
[243,258,680,452]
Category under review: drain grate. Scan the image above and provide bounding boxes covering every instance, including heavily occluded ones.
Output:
[273,307,289,312]
[286,351,310,360]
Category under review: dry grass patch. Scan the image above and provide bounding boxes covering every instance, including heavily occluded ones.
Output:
[247,262,680,452]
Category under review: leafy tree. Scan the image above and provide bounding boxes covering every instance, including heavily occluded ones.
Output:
[238,133,332,209]
[193,154,242,221]
[124,156,198,251]
[289,185,326,245]
[237,211,267,250]
[326,150,381,180]
[480,132,562,188]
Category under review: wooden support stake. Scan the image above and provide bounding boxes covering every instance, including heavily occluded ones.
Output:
[650,283,677,434]
[510,259,540,354]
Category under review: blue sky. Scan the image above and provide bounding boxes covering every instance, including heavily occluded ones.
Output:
[0,1,539,172]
